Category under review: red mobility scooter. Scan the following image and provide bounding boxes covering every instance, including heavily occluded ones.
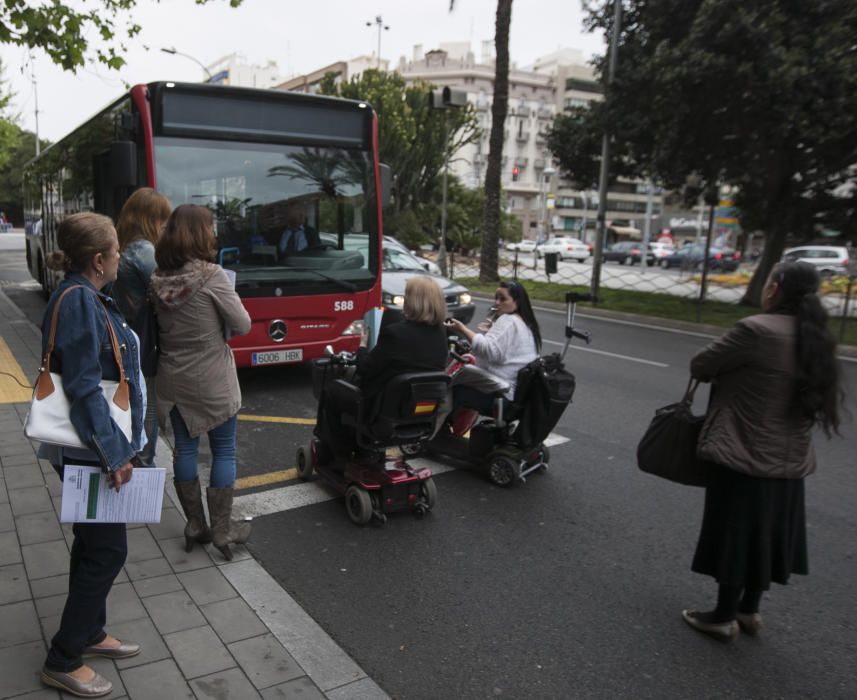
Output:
[297,348,450,525]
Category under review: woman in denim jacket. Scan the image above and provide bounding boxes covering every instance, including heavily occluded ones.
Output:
[113,188,172,467]
[38,213,146,698]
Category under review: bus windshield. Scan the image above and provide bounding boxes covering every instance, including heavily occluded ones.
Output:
[154,137,378,294]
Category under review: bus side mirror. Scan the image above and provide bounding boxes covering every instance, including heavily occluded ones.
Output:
[379,163,392,207]
[110,141,137,187]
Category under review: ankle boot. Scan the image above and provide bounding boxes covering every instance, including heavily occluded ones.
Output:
[206,486,252,561]
[174,479,212,552]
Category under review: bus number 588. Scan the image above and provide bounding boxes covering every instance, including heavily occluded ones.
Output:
[334,300,354,311]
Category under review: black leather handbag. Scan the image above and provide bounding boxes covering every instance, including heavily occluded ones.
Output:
[636,379,710,487]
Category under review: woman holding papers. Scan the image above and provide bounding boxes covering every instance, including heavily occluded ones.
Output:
[150,204,252,561]
[314,276,448,457]
[39,213,146,698]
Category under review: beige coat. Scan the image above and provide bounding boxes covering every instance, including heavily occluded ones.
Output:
[690,313,816,479]
[151,260,251,437]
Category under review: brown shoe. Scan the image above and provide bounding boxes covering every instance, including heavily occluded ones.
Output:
[736,612,763,636]
[681,610,739,642]
[41,666,113,697]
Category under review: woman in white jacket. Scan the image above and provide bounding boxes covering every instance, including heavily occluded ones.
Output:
[445,280,541,414]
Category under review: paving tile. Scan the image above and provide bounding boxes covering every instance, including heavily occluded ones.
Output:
[124,555,172,581]
[4,464,44,490]
[0,562,30,604]
[163,625,235,679]
[133,572,184,598]
[178,568,237,607]
[1,452,41,468]
[142,590,206,635]
[125,527,162,563]
[0,640,47,696]
[8,688,60,699]
[160,536,214,573]
[0,476,8,504]
[86,654,127,697]
[21,540,68,579]
[0,600,41,647]
[30,573,68,599]
[325,677,389,700]
[0,530,22,566]
[120,658,195,700]
[260,676,326,700]
[191,666,262,700]
[45,477,62,497]
[15,511,63,546]
[0,443,36,459]
[228,633,303,690]
[0,500,12,531]
[106,582,147,624]
[109,617,171,670]
[8,485,53,516]
[146,507,186,541]
[39,613,60,645]
[33,592,65,620]
[201,597,267,644]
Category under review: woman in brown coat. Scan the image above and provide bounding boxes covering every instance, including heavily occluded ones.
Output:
[150,205,252,560]
[682,261,843,641]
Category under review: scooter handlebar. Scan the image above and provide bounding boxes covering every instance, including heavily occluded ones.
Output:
[566,291,595,304]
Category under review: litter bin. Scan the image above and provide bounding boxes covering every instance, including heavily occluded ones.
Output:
[544,252,558,275]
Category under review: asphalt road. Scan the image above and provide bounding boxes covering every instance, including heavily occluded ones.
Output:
[3,234,856,699]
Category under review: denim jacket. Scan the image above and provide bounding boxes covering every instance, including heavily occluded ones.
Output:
[38,274,146,472]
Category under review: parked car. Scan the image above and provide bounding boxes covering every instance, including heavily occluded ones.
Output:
[648,241,676,260]
[601,241,655,266]
[659,244,740,271]
[782,245,850,277]
[537,236,592,262]
[505,239,538,254]
[384,236,442,275]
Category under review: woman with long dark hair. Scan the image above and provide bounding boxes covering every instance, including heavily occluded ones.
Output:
[682,261,843,642]
[445,280,542,414]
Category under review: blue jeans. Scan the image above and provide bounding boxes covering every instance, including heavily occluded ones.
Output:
[137,376,159,467]
[169,407,237,488]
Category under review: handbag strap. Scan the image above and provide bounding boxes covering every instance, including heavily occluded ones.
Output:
[681,377,700,405]
[35,285,130,410]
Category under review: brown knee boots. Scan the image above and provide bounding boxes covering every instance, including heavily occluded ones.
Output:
[173,479,212,552]
[206,487,252,561]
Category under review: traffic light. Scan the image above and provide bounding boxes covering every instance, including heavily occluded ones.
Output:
[512,166,519,182]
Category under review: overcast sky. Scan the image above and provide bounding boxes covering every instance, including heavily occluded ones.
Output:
[4,0,604,143]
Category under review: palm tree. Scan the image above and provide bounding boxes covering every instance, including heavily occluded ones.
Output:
[451,0,513,282]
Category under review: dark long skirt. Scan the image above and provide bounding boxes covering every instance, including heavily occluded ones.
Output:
[691,463,808,591]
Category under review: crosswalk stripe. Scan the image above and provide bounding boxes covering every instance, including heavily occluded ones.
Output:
[231,432,570,518]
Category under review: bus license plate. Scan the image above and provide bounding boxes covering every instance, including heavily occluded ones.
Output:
[251,349,303,366]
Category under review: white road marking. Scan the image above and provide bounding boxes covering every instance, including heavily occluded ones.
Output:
[232,432,571,518]
[542,338,669,367]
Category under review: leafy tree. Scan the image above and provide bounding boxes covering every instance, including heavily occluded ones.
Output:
[0,0,242,70]
[319,69,478,230]
[549,0,857,304]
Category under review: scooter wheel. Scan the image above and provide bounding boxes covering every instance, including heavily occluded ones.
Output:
[487,455,520,488]
[420,477,438,510]
[296,446,314,480]
[539,444,551,465]
[400,442,423,457]
[345,485,373,525]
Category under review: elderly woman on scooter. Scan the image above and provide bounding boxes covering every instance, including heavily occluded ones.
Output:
[445,280,542,414]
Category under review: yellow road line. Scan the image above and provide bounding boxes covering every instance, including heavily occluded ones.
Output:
[237,414,316,425]
[0,336,32,404]
[235,468,298,490]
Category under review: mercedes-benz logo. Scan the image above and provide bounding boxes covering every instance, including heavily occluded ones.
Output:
[269,320,287,342]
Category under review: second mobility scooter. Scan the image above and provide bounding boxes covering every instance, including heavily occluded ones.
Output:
[414,291,590,487]
[297,347,450,525]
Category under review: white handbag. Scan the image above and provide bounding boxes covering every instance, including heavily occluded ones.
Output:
[24,285,133,449]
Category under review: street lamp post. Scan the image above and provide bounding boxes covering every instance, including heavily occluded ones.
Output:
[161,47,213,82]
[366,15,389,70]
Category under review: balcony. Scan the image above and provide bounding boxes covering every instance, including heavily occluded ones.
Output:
[516,130,530,143]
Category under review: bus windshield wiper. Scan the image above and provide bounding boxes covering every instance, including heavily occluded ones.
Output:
[233,266,357,292]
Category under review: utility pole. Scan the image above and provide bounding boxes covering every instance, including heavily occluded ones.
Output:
[27,53,40,156]
[161,47,213,81]
[366,15,389,70]
[590,0,622,302]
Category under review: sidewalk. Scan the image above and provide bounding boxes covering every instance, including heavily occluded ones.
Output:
[0,287,388,700]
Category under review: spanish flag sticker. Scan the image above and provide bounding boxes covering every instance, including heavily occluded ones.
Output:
[413,401,437,415]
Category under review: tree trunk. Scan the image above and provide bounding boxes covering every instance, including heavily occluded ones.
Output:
[479,0,513,284]
[739,220,789,307]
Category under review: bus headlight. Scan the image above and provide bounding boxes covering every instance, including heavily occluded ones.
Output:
[343,320,364,336]
[459,293,472,305]
[382,292,405,307]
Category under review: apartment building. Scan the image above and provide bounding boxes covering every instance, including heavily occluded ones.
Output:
[275,55,391,93]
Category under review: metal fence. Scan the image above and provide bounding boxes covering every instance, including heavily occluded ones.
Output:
[443,249,857,337]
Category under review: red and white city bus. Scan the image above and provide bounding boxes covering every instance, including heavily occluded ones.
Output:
[24,81,386,367]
